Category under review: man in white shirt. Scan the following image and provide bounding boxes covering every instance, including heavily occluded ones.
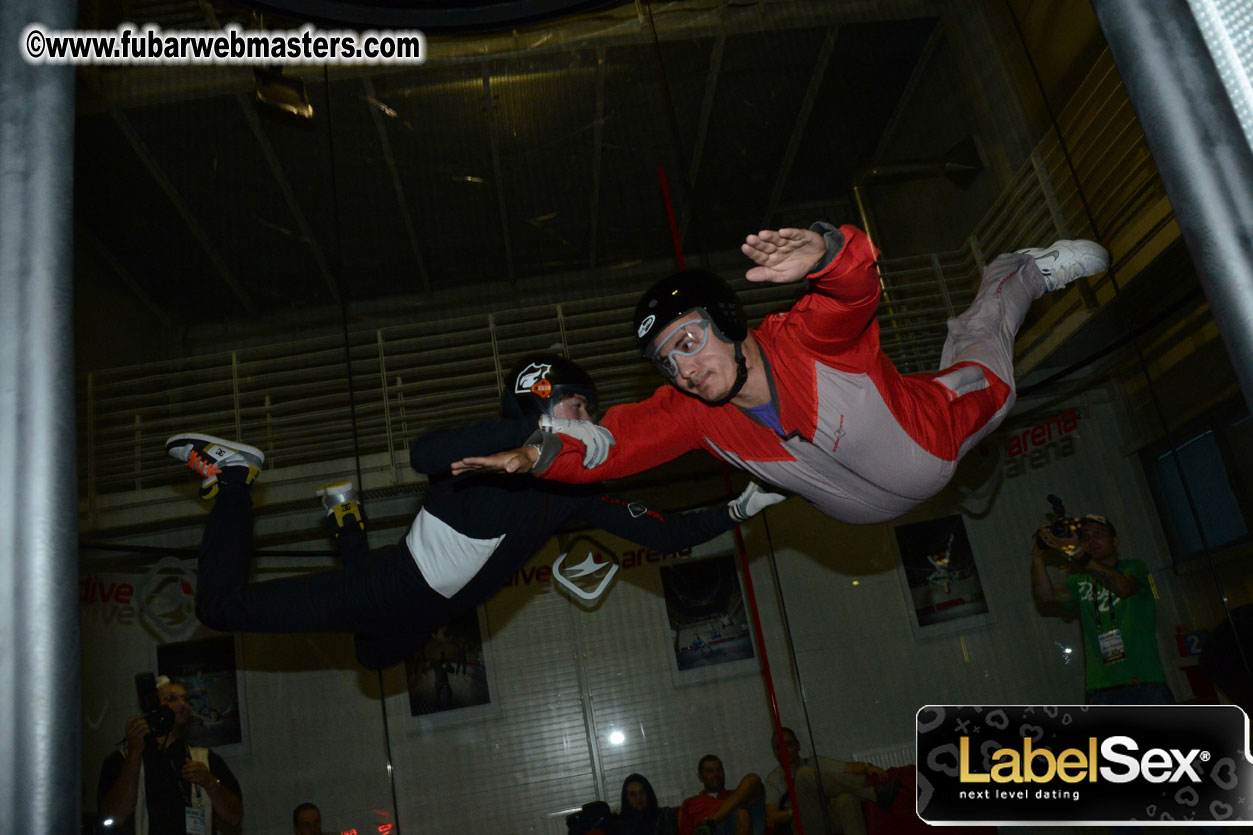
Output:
[763,727,900,835]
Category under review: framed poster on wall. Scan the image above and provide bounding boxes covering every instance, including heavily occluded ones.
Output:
[658,552,757,684]
[893,514,992,639]
[156,634,245,748]
[404,604,499,725]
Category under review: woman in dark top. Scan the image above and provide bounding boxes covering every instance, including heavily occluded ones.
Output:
[618,773,678,835]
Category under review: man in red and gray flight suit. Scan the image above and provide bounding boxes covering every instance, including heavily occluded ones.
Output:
[456,223,1109,525]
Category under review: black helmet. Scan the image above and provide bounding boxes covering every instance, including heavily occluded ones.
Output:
[501,353,598,421]
[633,269,747,356]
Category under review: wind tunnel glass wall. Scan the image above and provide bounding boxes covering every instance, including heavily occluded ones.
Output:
[74,2,1253,834]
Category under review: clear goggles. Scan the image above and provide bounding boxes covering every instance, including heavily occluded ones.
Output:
[646,318,713,378]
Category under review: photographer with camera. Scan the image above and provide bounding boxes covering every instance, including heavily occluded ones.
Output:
[97,675,243,834]
[1030,508,1174,705]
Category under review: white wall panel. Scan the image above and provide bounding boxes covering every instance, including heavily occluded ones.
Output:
[81,390,1218,833]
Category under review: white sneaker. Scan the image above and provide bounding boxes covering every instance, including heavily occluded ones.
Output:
[1015,239,1109,292]
[315,480,363,536]
[315,480,356,515]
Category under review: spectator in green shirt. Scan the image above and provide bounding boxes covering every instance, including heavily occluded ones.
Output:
[1031,514,1174,704]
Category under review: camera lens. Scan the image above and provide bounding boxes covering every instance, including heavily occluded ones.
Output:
[146,705,176,736]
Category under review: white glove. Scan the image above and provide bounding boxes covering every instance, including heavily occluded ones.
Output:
[538,416,616,469]
[728,481,787,522]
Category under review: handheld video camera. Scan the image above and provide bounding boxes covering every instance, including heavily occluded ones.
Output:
[1046,495,1080,538]
[135,672,175,737]
[1038,495,1085,562]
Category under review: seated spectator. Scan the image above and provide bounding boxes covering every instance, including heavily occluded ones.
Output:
[293,801,322,835]
[566,800,614,835]
[764,727,901,835]
[618,773,677,835]
[677,755,765,835]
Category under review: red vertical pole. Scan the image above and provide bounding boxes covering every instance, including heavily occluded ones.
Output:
[721,468,806,835]
[655,163,805,834]
[657,165,685,270]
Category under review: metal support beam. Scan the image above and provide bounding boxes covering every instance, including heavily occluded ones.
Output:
[871,21,944,164]
[237,93,341,305]
[483,65,516,286]
[762,27,837,228]
[0,1,81,831]
[363,77,431,292]
[679,32,724,243]
[77,225,179,330]
[1092,0,1253,413]
[110,106,259,316]
[199,0,339,309]
[589,47,606,269]
[84,0,945,111]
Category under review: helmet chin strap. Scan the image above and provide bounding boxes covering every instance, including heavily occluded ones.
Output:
[705,341,748,407]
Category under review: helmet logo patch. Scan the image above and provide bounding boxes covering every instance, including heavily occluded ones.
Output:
[638,314,655,339]
[515,362,552,395]
[531,378,553,398]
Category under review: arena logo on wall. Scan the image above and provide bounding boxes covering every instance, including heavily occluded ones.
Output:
[504,546,694,590]
[551,534,623,603]
[917,705,1253,825]
[82,557,201,641]
[138,556,201,641]
[1004,409,1079,478]
[80,573,139,625]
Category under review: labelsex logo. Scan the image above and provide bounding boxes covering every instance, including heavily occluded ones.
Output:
[961,735,1208,784]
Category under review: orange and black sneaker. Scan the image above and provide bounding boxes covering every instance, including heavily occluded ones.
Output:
[165,432,264,499]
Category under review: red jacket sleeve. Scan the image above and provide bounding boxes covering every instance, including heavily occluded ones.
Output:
[535,385,706,483]
[785,223,882,355]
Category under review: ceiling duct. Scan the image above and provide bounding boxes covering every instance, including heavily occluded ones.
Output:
[855,135,984,189]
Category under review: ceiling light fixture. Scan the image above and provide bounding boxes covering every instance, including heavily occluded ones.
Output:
[254,67,314,118]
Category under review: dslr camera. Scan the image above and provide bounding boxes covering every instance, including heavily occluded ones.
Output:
[135,672,176,737]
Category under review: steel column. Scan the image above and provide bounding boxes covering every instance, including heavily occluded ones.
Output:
[1093,0,1253,412]
[0,3,82,832]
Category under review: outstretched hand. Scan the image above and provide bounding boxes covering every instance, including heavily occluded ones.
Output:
[728,481,788,522]
[742,227,826,283]
[538,416,615,468]
[451,446,538,476]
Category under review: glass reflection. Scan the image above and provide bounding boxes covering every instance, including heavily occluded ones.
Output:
[72,1,1253,833]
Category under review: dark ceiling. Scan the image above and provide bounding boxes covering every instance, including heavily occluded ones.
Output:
[247,0,619,30]
[74,1,938,341]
